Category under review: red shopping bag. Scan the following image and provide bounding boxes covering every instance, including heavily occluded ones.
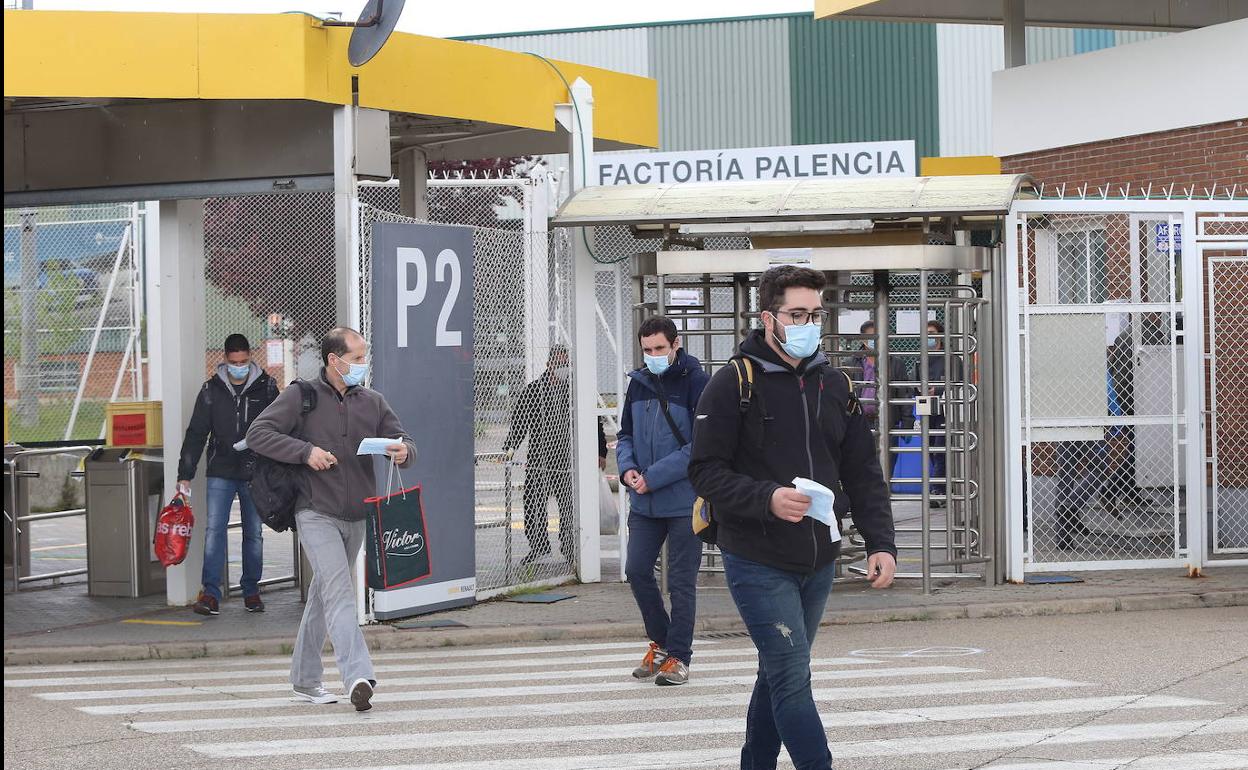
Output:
[153,493,194,568]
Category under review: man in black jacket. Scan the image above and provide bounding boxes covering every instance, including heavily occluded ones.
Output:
[176,334,278,616]
[689,266,897,770]
[503,346,608,566]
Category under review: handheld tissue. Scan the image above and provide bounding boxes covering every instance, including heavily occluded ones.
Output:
[792,477,840,539]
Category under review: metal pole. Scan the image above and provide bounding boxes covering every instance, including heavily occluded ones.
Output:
[919,270,932,595]
[874,270,891,479]
[504,462,514,585]
[8,459,22,593]
[659,540,669,596]
[18,210,39,428]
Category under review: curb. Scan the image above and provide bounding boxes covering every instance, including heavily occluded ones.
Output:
[5,589,1245,666]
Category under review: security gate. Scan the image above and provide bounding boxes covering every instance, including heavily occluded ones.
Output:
[637,255,996,592]
[1006,199,1248,577]
[1205,245,1248,561]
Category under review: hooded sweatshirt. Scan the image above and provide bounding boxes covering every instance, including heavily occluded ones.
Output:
[177,363,277,481]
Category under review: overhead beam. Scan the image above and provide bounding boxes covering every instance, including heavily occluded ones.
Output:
[813,0,1247,31]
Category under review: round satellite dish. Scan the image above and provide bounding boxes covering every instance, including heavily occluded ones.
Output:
[347,0,406,67]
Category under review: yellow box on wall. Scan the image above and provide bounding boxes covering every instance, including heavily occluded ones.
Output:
[920,156,1002,177]
[105,401,163,448]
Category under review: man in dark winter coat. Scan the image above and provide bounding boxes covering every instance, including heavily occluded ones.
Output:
[689,265,897,770]
[616,316,710,687]
[503,346,607,565]
[176,334,278,616]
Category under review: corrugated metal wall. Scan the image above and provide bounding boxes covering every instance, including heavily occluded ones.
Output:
[936,24,1002,158]
[649,18,791,151]
[788,17,940,158]
[1026,26,1076,63]
[462,17,1169,161]
[468,28,650,77]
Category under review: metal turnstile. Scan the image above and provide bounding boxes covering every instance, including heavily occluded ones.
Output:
[84,448,167,597]
[636,244,1002,592]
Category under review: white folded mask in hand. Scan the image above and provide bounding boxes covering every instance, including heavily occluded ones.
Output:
[792,477,840,539]
[357,437,399,456]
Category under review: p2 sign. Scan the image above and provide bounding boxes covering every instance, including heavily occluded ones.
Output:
[369,223,476,619]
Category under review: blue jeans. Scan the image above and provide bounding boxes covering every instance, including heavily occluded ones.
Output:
[202,477,263,601]
[721,551,836,770]
[624,512,702,664]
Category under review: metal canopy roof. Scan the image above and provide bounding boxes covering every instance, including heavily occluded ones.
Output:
[814,0,1248,31]
[552,174,1036,227]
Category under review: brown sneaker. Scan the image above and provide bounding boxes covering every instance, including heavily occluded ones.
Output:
[631,642,668,679]
[244,594,265,613]
[192,592,219,616]
[656,656,689,686]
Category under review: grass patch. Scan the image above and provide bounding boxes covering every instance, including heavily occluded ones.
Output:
[8,400,107,444]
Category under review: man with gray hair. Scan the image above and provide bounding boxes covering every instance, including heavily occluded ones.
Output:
[247,327,416,711]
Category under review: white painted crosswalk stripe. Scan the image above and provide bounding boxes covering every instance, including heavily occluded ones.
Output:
[191,715,1248,760]
[934,753,1248,770]
[4,639,723,677]
[39,661,975,701]
[4,646,787,688]
[130,693,1204,735]
[82,673,1064,717]
[305,747,1248,770]
[21,636,1238,770]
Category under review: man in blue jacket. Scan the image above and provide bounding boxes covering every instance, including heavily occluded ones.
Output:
[616,316,710,687]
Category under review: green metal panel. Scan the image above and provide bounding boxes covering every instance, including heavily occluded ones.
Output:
[650,18,792,152]
[789,17,939,160]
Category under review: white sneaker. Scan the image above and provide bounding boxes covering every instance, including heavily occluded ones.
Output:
[292,685,338,704]
[348,678,374,712]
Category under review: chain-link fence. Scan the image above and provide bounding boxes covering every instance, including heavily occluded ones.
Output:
[359,176,581,593]
[1020,212,1187,565]
[4,204,145,443]
[1206,250,1248,557]
[203,193,337,385]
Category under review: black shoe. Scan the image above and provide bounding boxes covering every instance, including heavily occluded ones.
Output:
[192,593,219,616]
[1056,508,1091,549]
[519,550,549,566]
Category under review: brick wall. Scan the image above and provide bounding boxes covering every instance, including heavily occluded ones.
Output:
[1001,118,1248,192]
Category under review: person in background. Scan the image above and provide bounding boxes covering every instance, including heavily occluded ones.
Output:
[853,320,912,477]
[503,346,582,565]
[920,320,958,508]
[616,316,710,687]
[176,333,278,617]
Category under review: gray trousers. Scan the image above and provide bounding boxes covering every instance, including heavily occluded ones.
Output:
[290,509,376,691]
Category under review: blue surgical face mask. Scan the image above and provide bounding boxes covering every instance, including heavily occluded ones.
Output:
[773,318,821,360]
[226,363,250,380]
[865,340,876,351]
[927,337,939,350]
[335,358,369,387]
[644,352,672,376]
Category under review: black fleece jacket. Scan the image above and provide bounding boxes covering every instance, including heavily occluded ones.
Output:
[688,331,897,574]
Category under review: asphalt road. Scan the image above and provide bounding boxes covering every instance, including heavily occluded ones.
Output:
[4,606,1246,770]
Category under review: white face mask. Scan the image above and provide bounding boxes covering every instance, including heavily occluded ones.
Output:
[551,366,571,382]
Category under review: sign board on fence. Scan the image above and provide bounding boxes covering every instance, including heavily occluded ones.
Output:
[594,140,916,187]
[369,222,477,619]
[1155,222,1182,254]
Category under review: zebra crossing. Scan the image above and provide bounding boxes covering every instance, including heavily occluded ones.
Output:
[5,637,1247,769]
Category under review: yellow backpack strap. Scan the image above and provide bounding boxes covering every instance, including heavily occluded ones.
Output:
[731,358,755,414]
[840,369,863,416]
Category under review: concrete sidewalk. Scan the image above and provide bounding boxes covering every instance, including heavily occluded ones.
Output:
[5,565,1246,665]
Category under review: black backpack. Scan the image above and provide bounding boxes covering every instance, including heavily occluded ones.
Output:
[248,380,317,533]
